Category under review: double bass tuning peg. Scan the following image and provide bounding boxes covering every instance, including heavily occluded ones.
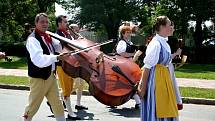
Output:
[96,53,104,64]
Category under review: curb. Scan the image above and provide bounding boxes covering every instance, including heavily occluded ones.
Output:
[0,84,215,105]
[0,83,91,95]
[0,84,29,90]
[182,97,215,105]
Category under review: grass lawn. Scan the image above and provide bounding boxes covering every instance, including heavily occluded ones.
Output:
[0,75,29,86]
[0,56,27,69]
[175,64,215,80]
[180,87,215,99]
[0,75,214,99]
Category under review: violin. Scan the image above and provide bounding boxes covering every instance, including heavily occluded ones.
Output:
[47,31,142,106]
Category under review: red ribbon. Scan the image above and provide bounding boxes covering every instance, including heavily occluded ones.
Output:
[35,29,52,44]
[59,29,70,38]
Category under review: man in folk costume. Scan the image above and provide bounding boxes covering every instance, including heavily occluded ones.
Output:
[55,15,82,120]
[23,13,66,121]
[68,23,88,110]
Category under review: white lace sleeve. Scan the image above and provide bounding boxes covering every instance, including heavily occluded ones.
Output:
[143,39,161,69]
[116,40,127,54]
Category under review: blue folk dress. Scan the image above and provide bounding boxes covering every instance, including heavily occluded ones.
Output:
[140,34,179,121]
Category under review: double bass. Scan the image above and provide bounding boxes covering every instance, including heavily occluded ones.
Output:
[46,31,142,106]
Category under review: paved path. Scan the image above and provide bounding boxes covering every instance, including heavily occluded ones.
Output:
[177,78,215,89]
[0,69,215,89]
[0,69,27,77]
[1,89,215,121]
[0,69,215,105]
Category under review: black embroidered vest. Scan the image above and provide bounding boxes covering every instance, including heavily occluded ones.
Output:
[26,31,55,80]
[121,39,137,53]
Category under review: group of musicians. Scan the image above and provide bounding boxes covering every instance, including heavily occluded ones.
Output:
[22,12,182,121]
[23,13,87,121]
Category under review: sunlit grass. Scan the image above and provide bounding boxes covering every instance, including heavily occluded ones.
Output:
[0,56,27,69]
[0,75,29,86]
[175,64,215,80]
[180,87,215,99]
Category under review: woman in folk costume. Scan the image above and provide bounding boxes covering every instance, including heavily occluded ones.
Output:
[168,21,183,110]
[138,16,181,121]
[116,25,141,109]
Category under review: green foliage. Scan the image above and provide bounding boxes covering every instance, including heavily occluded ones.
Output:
[46,3,57,31]
[59,0,148,39]
[37,0,56,12]
[50,0,215,45]
[0,0,35,42]
[0,0,56,43]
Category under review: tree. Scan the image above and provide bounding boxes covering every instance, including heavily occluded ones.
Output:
[0,0,36,42]
[185,0,214,48]
[58,0,148,39]
[154,0,191,41]
[0,0,56,42]
[37,0,56,12]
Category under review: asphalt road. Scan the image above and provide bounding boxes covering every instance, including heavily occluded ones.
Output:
[0,89,215,121]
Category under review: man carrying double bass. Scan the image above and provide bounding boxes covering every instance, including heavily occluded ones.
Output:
[52,15,82,120]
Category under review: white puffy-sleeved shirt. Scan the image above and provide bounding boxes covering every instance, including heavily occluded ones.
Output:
[116,39,133,54]
[143,34,171,69]
[26,36,62,71]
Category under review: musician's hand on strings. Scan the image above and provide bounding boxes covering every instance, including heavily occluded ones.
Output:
[57,52,70,60]
[60,52,71,56]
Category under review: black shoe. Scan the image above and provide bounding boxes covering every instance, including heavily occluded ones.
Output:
[67,114,81,120]
[46,101,53,113]
[135,104,140,109]
[75,105,88,110]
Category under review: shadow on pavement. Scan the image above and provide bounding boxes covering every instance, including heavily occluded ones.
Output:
[68,110,97,121]
[47,111,97,121]
[107,107,140,118]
